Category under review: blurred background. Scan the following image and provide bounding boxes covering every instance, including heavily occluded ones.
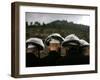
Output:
[26,12,89,42]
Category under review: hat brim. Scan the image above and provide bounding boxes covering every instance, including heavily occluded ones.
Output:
[62,40,80,47]
[26,42,44,50]
[81,45,89,48]
[45,36,64,46]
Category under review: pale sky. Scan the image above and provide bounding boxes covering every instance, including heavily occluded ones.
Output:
[26,12,90,26]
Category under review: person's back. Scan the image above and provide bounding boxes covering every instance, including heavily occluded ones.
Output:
[26,52,39,67]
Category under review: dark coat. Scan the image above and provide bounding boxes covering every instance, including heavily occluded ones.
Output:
[62,47,89,65]
[26,53,40,67]
[41,51,62,66]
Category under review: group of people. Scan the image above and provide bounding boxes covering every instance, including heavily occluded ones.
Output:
[26,33,89,67]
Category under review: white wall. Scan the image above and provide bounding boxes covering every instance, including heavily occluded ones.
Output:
[0,0,100,80]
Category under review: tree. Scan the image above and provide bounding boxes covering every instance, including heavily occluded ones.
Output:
[30,22,33,26]
[26,21,28,27]
[34,21,41,26]
[42,22,46,27]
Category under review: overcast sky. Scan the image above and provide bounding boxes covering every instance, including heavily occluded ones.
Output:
[26,12,90,26]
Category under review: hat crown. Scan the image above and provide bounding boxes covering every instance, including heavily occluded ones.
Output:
[64,34,80,41]
[50,39,60,43]
[26,38,45,49]
[45,33,64,45]
[79,39,89,46]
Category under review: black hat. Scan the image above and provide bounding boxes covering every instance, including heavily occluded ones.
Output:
[62,34,80,47]
[45,33,64,46]
[26,38,45,50]
[79,39,89,48]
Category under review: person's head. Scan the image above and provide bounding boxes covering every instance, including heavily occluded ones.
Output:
[79,39,89,56]
[82,46,89,56]
[26,43,39,55]
[26,38,45,57]
[62,34,80,55]
[45,33,64,52]
[48,39,61,52]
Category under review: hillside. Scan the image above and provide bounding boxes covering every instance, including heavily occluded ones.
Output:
[26,20,89,42]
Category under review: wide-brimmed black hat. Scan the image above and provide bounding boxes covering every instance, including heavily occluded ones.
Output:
[62,34,80,47]
[45,33,64,46]
[26,38,45,50]
[79,39,89,48]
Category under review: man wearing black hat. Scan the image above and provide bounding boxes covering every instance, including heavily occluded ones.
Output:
[62,34,81,65]
[43,33,64,66]
[26,38,44,67]
[78,39,90,64]
[62,34,90,65]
